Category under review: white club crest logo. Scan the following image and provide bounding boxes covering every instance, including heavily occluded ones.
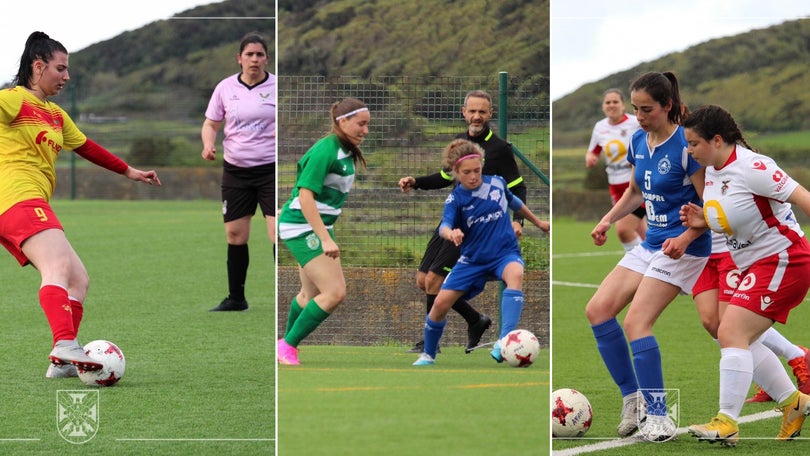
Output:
[57,390,99,444]
[737,272,757,291]
[489,189,501,201]
[657,156,671,175]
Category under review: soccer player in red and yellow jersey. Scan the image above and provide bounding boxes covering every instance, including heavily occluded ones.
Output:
[0,31,160,379]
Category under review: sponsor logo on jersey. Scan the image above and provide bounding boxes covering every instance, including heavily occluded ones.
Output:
[760,295,774,311]
[752,161,767,170]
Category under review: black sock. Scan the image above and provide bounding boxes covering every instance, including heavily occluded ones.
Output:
[227,244,249,301]
[425,294,436,314]
[452,298,480,326]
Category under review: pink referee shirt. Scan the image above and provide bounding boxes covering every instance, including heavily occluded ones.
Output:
[205,72,276,168]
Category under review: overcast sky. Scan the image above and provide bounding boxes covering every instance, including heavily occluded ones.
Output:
[0,0,224,85]
[551,0,810,101]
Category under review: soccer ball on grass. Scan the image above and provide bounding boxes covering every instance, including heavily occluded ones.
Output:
[551,388,593,437]
[78,340,126,387]
[499,329,541,367]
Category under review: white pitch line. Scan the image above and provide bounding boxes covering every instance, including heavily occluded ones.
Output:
[552,410,781,455]
[552,251,624,259]
[552,281,600,289]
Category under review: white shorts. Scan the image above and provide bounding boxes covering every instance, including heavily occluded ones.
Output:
[618,245,709,295]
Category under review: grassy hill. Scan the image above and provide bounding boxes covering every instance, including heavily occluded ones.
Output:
[553,18,810,148]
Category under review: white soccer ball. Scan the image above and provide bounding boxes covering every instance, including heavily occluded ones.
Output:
[551,388,593,438]
[499,329,541,367]
[78,340,126,387]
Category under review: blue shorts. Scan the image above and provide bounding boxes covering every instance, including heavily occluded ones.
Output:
[441,253,524,299]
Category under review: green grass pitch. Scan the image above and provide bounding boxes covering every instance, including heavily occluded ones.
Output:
[0,200,274,455]
[551,217,810,455]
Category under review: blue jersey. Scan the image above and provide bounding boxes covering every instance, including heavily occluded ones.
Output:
[440,175,524,264]
[627,126,710,256]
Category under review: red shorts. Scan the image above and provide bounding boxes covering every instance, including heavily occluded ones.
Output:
[608,182,645,215]
[729,237,810,324]
[692,251,739,302]
[0,199,63,266]
[608,182,630,205]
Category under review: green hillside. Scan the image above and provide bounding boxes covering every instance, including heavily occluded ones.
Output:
[553,18,810,147]
[279,0,549,82]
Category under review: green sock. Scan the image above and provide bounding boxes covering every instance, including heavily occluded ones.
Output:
[285,297,304,337]
[285,299,330,347]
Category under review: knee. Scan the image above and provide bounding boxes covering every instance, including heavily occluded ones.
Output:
[425,273,444,293]
[585,298,611,326]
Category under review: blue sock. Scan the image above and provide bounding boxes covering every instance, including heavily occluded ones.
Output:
[499,289,524,338]
[423,316,446,358]
[591,318,638,397]
[630,335,666,416]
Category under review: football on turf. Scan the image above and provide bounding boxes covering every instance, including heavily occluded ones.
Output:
[499,329,540,367]
[551,388,593,437]
[78,340,126,387]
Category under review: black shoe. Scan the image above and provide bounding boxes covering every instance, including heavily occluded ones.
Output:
[466,314,492,353]
[406,340,440,353]
[209,297,249,312]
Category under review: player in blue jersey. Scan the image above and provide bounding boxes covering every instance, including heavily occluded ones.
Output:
[412,139,549,367]
[585,72,710,442]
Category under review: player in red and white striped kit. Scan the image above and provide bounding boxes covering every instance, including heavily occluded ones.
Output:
[585,89,645,252]
[682,105,810,445]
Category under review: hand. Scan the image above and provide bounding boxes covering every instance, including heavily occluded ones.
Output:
[124,167,161,186]
[448,229,464,247]
[201,146,216,161]
[662,236,686,259]
[585,152,598,168]
[538,220,550,233]
[398,176,415,193]
[679,202,707,229]
[591,220,610,246]
[321,238,340,259]
[512,221,523,238]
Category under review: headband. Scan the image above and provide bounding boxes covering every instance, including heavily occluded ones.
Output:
[335,107,369,121]
[455,154,482,166]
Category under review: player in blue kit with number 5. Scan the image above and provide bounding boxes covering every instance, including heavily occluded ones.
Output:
[412,139,549,366]
[586,71,711,442]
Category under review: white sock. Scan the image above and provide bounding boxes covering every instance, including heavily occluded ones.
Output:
[718,347,753,420]
[751,339,796,404]
[760,327,804,360]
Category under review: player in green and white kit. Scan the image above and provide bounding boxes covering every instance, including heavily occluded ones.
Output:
[277,98,370,365]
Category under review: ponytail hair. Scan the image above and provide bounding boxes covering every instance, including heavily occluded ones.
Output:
[630,71,688,125]
[330,98,368,168]
[13,31,67,88]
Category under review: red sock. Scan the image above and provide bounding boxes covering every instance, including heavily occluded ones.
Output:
[39,285,75,345]
[70,298,84,336]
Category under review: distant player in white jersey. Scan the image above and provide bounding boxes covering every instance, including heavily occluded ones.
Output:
[681,105,810,445]
[585,88,645,251]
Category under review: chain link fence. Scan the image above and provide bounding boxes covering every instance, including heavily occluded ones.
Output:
[277,74,550,347]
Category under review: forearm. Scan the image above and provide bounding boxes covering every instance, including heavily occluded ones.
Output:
[74,139,128,174]
[413,172,452,190]
[298,189,331,242]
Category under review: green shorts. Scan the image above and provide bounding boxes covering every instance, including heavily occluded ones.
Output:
[282,229,335,267]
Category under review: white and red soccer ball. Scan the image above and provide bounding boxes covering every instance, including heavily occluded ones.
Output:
[551,388,593,437]
[78,340,126,387]
[499,329,541,367]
